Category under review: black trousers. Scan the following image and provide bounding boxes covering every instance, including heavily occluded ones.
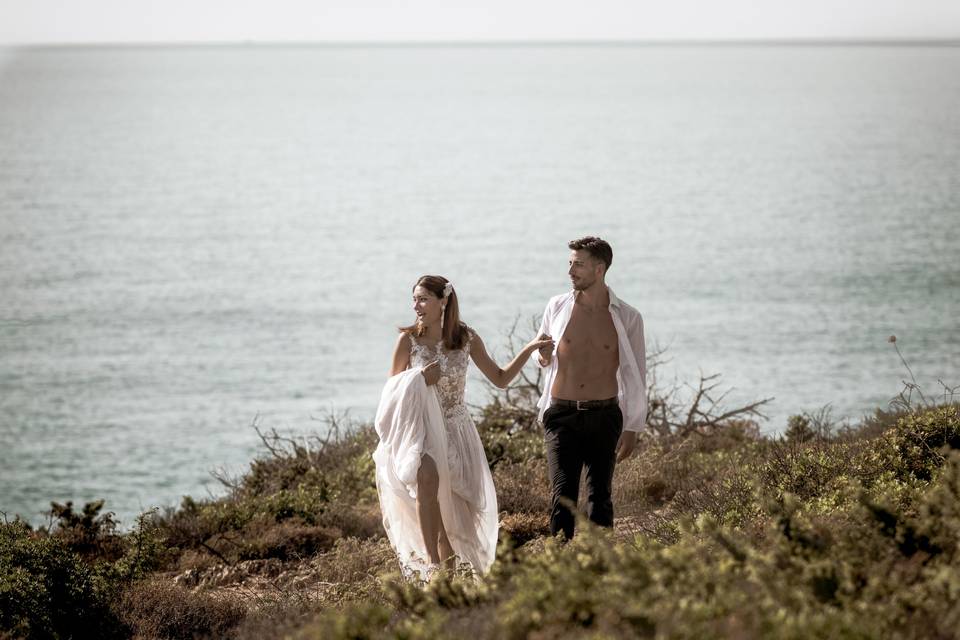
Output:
[543,403,623,539]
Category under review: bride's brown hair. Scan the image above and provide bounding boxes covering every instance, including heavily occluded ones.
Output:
[399,275,469,350]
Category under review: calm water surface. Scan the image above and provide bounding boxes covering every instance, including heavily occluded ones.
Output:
[1,45,958,524]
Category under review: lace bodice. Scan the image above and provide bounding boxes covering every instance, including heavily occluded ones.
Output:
[409,331,472,416]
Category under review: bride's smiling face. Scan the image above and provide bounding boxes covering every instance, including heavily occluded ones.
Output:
[413,286,444,327]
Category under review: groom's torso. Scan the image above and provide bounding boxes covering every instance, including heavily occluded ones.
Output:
[551,300,620,401]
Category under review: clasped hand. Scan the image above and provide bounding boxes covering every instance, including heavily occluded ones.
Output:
[532,333,554,365]
[529,333,554,360]
[421,360,441,386]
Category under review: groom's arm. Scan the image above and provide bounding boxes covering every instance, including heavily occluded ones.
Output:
[531,301,553,367]
[629,310,648,431]
[616,309,647,462]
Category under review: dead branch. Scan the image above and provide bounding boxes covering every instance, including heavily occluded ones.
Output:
[647,369,772,442]
[209,466,241,491]
[200,540,233,566]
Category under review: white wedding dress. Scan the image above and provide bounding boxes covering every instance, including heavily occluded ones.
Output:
[373,332,499,579]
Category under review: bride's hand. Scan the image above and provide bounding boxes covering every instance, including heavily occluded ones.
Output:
[421,360,441,386]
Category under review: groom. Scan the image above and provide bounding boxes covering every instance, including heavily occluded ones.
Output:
[534,236,647,539]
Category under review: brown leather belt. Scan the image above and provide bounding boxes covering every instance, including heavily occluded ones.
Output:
[550,397,619,411]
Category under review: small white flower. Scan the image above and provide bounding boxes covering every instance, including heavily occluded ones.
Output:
[443,282,454,298]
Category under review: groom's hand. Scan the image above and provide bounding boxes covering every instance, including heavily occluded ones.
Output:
[615,430,637,462]
[536,333,553,366]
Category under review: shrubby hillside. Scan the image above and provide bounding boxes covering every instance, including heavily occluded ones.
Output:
[3,351,958,639]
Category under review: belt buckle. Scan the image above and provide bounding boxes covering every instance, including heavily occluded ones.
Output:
[576,399,588,411]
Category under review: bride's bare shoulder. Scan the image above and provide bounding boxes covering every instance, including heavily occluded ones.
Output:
[395,331,414,349]
[390,331,414,375]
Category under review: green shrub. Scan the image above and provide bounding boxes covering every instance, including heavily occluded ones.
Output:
[879,404,960,481]
[759,439,862,501]
[156,423,383,568]
[238,425,379,501]
[666,448,765,529]
[784,413,826,444]
[490,459,549,516]
[0,521,125,639]
[109,509,173,582]
[496,528,654,639]
[47,500,126,563]
[477,412,544,470]
[290,602,393,640]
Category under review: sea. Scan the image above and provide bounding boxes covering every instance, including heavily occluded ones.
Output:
[1,44,958,525]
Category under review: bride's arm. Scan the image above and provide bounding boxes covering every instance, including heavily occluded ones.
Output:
[389,333,412,376]
[470,332,554,389]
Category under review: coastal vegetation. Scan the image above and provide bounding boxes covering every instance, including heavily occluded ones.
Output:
[3,342,958,639]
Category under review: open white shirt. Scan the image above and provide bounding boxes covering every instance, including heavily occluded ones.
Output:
[533,288,648,432]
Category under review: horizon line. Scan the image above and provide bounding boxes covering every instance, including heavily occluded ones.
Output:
[2,37,959,50]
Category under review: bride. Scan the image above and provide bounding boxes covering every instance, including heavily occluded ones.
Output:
[373,275,552,578]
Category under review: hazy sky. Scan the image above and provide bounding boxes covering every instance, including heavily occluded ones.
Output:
[0,0,958,44]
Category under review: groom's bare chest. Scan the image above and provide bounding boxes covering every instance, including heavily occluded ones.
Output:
[557,306,619,364]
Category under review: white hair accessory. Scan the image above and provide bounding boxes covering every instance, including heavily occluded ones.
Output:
[442,282,454,298]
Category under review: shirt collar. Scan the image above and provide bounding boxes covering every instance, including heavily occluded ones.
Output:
[565,286,622,309]
[607,286,623,309]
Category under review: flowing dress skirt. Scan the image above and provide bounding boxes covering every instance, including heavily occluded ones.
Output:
[373,368,498,579]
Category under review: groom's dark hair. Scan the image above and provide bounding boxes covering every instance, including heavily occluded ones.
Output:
[568,236,613,272]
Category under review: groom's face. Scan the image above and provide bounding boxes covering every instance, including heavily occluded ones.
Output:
[568,250,601,291]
